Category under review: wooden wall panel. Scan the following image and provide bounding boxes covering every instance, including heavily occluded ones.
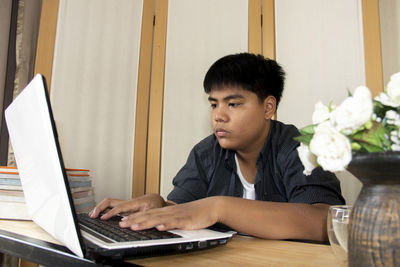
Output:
[362,0,383,97]
[248,0,261,54]
[145,0,169,194]
[34,0,59,92]
[262,0,276,60]
[132,0,155,197]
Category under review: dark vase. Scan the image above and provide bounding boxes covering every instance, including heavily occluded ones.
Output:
[347,152,400,267]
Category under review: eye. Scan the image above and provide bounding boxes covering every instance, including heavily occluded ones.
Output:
[210,103,217,109]
[228,102,241,108]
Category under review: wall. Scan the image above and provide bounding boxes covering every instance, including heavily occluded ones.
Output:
[275,0,365,204]
[380,0,400,85]
[45,0,394,205]
[50,0,143,203]
[159,0,248,197]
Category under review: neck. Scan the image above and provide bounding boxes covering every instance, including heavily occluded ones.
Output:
[236,120,271,165]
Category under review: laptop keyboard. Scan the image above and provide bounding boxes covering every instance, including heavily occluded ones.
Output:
[77,213,181,242]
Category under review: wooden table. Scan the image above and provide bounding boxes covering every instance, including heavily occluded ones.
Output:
[0,219,346,266]
[130,235,345,266]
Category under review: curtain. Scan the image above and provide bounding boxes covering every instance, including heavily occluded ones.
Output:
[1,1,42,266]
[6,0,42,167]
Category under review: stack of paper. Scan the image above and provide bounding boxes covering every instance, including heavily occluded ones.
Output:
[0,166,31,220]
[67,168,96,213]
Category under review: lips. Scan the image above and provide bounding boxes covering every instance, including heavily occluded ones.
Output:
[215,128,229,137]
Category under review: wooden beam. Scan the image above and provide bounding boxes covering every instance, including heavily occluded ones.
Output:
[262,0,276,60]
[131,0,155,198]
[34,0,59,93]
[262,0,277,120]
[18,259,38,267]
[145,0,168,194]
[248,0,262,54]
[361,0,383,97]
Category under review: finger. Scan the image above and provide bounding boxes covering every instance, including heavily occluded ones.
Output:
[120,203,212,231]
[101,199,143,220]
[89,198,120,218]
[89,198,112,218]
[118,210,160,230]
[120,209,185,231]
[154,216,193,231]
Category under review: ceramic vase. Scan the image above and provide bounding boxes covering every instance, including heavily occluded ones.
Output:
[347,152,400,267]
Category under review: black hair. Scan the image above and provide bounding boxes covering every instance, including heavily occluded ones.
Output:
[203,53,285,106]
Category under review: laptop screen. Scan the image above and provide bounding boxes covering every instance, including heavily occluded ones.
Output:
[5,74,85,257]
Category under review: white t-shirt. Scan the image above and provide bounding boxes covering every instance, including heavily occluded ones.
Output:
[235,154,256,200]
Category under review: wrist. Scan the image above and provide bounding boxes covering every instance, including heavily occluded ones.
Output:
[211,196,226,224]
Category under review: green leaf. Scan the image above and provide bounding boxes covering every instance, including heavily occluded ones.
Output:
[347,89,353,97]
[351,142,362,151]
[328,101,335,112]
[373,100,393,119]
[364,120,373,130]
[349,121,388,152]
[359,142,385,153]
[299,124,316,135]
[294,134,313,146]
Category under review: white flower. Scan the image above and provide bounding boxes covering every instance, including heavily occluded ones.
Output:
[330,86,373,134]
[312,101,330,124]
[309,122,352,172]
[391,144,400,151]
[385,110,400,126]
[387,72,400,105]
[297,143,318,175]
[375,92,397,107]
[390,129,400,144]
[372,113,383,123]
[375,72,400,107]
[390,133,399,144]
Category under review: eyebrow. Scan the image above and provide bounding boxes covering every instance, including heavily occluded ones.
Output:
[208,94,245,102]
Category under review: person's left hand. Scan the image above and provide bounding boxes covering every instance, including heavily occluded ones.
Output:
[119,196,220,231]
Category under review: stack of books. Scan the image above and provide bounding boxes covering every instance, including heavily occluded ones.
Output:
[0,166,30,220]
[0,166,95,220]
[67,168,96,213]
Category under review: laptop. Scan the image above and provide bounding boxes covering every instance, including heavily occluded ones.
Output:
[5,74,235,261]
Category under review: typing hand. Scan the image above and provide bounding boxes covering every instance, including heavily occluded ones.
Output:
[119,197,220,231]
[88,193,167,220]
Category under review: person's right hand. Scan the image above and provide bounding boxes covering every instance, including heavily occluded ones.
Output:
[88,193,167,220]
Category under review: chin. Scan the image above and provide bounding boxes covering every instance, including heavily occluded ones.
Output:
[217,139,237,150]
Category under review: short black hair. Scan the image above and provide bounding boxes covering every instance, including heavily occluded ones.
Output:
[203,53,285,106]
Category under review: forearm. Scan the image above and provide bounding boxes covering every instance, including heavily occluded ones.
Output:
[214,196,329,242]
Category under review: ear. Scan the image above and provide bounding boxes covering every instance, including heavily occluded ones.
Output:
[263,96,276,120]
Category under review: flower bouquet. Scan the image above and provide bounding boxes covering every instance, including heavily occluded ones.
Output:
[295,72,400,266]
[295,72,400,175]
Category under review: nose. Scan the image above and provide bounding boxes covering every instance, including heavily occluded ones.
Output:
[214,106,228,122]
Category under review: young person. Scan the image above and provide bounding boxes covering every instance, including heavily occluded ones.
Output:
[90,53,345,242]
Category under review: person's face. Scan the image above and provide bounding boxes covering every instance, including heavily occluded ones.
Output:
[208,86,276,153]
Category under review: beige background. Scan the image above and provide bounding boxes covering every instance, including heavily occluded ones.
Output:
[50,0,143,203]
[380,0,400,85]
[43,0,400,205]
[275,0,365,205]
[160,0,248,197]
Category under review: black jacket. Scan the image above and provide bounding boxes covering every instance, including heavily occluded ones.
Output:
[167,120,345,205]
